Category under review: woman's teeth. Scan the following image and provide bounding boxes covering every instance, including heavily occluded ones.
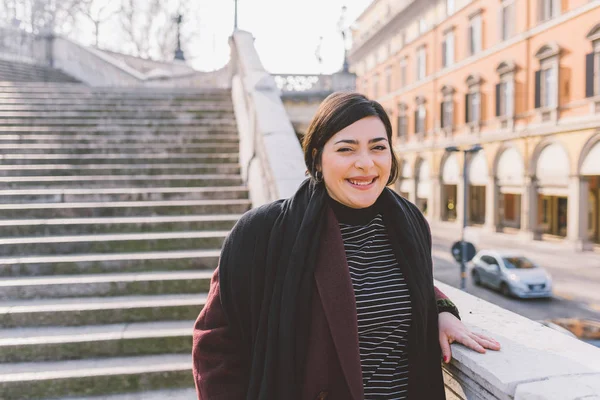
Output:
[349,178,374,186]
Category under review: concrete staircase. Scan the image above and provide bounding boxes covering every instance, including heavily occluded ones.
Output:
[0,82,250,399]
[0,59,79,83]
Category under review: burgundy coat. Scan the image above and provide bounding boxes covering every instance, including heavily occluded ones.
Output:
[192,207,449,400]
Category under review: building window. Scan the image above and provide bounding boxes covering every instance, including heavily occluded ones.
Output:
[397,103,408,142]
[385,66,393,94]
[534,43,560,121]
[538,0,559,23]
[501,0,515,41]
[446,0,455,16]
[495,61,516,129]
[585,24,600,100]
[419,18,428,34]
[400,57,408,88]
[468,12,482,56]
[442,29,455,68]
[541,65,557,108]
[414,96,427,138]
[416,46,427,81]
[465,75,482,131]
[372,73,380,98]
[440,85,455,134]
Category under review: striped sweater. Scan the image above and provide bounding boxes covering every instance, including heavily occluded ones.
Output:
[331,198,412,400]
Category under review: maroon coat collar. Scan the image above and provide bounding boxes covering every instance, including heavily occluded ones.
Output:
[313,207,363,400]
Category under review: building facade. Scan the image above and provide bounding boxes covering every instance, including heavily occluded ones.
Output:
[348,0,600,250]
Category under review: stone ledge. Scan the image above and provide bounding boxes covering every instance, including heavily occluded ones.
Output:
[435,281,600,399]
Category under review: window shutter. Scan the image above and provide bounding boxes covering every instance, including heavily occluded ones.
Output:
[495,83,501,116]
[586,52,595,98]
[440,102,445,128]
[465,93,470,123]
[468,25,474,55]
[534,70,541,109]
[442,41,447,68]
[414,110,418,133]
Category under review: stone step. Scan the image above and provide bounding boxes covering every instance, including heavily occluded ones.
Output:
[0,143,238,154]
[0,100,231,109]
[0,354,193,400]
[0,186,248,204]
[0,133,239,145]
[0,110,233,119]
[0,103,231,111]
[0,118,237,127]
[0,320,194,363]
[52,388,197,400]
[0,163,241,177]
[0,214,240,236]
[0,199,251,219]
[0,293,206,328]
[1,153,239,165]
[0,80,84,87]
[0,249,220,277]
[0,270,213,300]
[0,93,230,101]
[0,174,244,189]
[0,125,238,134]
[0,230,228,256]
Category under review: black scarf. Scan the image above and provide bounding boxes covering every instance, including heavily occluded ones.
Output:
[218,179,445,399]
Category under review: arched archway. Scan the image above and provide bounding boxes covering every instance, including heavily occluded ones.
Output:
[440,153,460,221]
[397,159,414,200]
[467,151,488,225]
[415,158,430,215]
[495,146,525,230]
[532,141,570,237]
[579,133,600,244]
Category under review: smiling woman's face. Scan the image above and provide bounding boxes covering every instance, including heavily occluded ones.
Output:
[319,116,392,209]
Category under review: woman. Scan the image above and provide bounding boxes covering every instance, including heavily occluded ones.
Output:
[193,92,500,400]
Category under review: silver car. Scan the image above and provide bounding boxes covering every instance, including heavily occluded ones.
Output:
[470,250,553,299]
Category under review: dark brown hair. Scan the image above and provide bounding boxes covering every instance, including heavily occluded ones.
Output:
[302,91,399,185]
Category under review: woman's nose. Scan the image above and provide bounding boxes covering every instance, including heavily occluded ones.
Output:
[355,153,375,170]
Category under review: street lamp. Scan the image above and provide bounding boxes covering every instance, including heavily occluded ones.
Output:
[338,5,350,73]
[173,14,185,61]
[445,144,483,290]
[234,0,238,30]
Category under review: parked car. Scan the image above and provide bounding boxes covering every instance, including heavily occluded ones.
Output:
[470,250,553,299]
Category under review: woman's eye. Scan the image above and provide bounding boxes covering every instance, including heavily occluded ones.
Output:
[337,147,353,152]
[373,145,387,151]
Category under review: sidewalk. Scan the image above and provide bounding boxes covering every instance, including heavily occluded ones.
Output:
[429,221,600,306]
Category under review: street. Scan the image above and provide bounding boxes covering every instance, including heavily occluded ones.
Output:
[431,234,600,323]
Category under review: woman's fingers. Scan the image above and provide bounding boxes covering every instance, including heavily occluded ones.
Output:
[439,332,453,363]
[457,333,486,353]
[471,333,502,350]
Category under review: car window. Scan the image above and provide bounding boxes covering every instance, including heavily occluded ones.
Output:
[480,255,497,265]
[503,257,536,269]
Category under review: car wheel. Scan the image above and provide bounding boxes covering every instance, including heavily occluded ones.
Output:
[472,271,481,286]
[500,282,511,297]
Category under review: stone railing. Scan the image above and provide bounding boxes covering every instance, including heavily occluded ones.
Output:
[436,281,600,399]
[229,30,307,207]
[0,26,52,65]
[273,72,356,100]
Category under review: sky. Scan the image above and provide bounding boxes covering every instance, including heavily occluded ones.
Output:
[72,0,373,74]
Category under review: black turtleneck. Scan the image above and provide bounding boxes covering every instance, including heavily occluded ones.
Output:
[327,194,380,225]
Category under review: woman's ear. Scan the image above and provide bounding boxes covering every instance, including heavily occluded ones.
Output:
[312,148,321,172]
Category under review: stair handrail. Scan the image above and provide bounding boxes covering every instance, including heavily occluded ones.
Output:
[229,30,306,207]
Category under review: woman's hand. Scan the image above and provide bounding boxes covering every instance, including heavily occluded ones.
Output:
[438,312,501,363]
